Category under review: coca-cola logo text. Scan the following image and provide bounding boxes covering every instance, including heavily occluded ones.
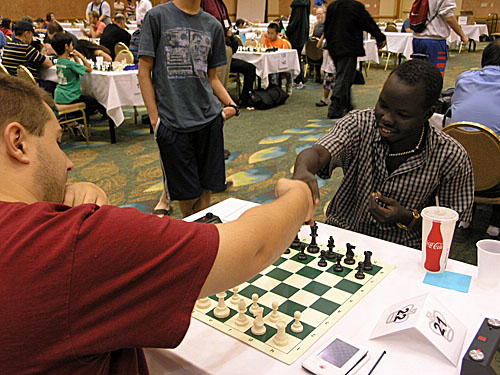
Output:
[426,241,443,250]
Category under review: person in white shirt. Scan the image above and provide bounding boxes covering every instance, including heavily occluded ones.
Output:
[86,0,112,26]
[136,0,152,25]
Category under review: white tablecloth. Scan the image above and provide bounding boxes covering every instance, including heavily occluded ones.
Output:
[144,198,500,375]
[382,32,414,59]
[80,70,143,126]
[233,49,301,87]
[358,39,380,64]
[448,24,489,45]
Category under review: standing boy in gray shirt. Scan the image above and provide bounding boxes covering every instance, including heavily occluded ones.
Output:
[138,0,238,218]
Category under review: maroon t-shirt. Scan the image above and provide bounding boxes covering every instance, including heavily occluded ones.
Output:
[0,201,219,374]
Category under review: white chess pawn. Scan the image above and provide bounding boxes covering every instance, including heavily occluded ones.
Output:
[269,301,280,323]
[251,307,266,335]
[235,299,249,327]
[249,293,260,316]
[195,296,211,310]
[273,320,289,346]
[230,287,240,304]
[291,311,303,333]
[214,292,229,318]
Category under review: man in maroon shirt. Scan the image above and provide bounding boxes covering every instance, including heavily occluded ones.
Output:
[0,74,315,374]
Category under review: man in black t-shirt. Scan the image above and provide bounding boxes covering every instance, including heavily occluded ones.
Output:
[100,14,131,59]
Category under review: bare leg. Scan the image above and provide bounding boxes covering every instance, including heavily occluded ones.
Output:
[153,189,171,217]
[323,89,330,102]
[179,190,211,218]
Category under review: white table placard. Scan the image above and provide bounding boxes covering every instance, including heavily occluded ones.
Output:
[458,16,468,25]
[370,294,467,366]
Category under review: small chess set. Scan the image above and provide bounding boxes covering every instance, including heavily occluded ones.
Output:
[193,224,396,364]
[237,46,278,53]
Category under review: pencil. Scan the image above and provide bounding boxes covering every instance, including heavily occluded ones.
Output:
[367,350,386,375]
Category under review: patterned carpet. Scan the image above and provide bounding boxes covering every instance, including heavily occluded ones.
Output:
[62,44,491,265]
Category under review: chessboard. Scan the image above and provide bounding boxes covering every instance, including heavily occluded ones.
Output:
[192,227,396,364]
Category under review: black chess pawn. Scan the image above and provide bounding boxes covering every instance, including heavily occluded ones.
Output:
[355,261,365,279]
[344,243,356,265]
[363,251,373,271]
[297,243,308,260]
[333,254,344,272]
[318,250,327,267]
[284,247,291,254]
[326,236,336,259]
[291,234,301,249]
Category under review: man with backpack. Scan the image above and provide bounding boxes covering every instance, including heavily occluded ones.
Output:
[410,0,468,76]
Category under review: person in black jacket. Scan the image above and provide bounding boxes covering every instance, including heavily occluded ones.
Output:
[286,0,311,87]
[100,14,131,59]
[324,0,386,118]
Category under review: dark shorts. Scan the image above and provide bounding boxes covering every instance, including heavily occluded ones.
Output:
[156,114,226,201]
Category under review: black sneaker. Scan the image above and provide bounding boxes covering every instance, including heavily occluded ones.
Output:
[454,226,472,243]
[224,149,230,160]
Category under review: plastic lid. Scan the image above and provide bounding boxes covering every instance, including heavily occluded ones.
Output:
[421,206,459,222]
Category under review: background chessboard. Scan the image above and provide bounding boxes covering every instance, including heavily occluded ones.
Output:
[192,235,395,364]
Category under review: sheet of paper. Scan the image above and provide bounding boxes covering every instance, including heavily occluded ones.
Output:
[423,271,472,293]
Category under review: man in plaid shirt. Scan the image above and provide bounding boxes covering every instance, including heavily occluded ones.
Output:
[293,59,473,249]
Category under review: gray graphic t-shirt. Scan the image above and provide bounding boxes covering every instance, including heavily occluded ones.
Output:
[139,2,227,131]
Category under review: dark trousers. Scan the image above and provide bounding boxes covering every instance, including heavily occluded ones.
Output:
[70,95,106,123]
[38,80,57,96]
[328,55,357,118]
[476,182,500,227]
[291,43,305,84]
[230,58,256,101]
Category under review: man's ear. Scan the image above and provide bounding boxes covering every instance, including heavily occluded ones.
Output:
[3,123,31,164]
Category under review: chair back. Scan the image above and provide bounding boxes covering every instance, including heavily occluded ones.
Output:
[443,122,500,191]
[244,38,258,47]
[0,63,10,76]
[283,39,292,49]
[305,37,322,61]
[16,65,37,85]
[385,24,399,32]
[234,34,243,47]
[114,49,134,63]
[114,42,129,57]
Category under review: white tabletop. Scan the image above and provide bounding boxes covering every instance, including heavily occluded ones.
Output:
[322,40,380,74]
[448,24,489,45]
[81,69,143,126]
[144,197,499,375]
[381,32,414,60]
[233,49,301,88]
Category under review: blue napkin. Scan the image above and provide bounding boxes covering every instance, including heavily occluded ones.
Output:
[423,271,472,293]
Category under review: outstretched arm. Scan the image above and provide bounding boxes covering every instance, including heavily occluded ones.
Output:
[199,178,315,297]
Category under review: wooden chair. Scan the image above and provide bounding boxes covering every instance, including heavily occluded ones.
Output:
[115,49,134,64]
[234,34,243,47]
[114,42,129,57]
[443,122,500,206]
[16,65,89,144]
[304,37,322,81]
[0,63,10,76]
[244,38,258,47]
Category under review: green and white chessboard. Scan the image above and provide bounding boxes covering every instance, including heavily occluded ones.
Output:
[192,235,395,364]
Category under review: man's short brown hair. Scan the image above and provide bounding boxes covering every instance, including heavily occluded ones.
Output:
[114,14,126,23]
[0,75,56,136]
[88,10,99,19]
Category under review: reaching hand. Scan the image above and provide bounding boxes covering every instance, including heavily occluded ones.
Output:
[377,40,387,49]
[368,191,410,224]
[292,168,321,207]
[64,182,109,207]
[275,178,316,225]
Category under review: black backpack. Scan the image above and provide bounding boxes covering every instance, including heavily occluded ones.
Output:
[248,86,289,110]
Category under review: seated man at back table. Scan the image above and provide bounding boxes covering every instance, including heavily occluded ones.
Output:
[293,59,474,249]
[100,13,131,59]
[450,39,500,240]
[0,74,315,374]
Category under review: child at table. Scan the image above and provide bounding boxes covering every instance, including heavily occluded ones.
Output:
[50,32,106,131]
[261,23,294,96]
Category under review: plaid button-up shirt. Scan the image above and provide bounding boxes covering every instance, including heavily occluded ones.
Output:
[316,108,474,249]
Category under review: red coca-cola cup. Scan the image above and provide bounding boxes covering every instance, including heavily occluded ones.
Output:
[421,206,459,273]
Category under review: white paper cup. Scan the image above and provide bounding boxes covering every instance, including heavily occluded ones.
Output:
[96,56,104,66]
[477,240,500,287]
[421,206,458,273]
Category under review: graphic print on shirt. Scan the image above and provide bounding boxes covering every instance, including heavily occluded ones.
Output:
[163,28,211,79]
[56,65,68,85]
